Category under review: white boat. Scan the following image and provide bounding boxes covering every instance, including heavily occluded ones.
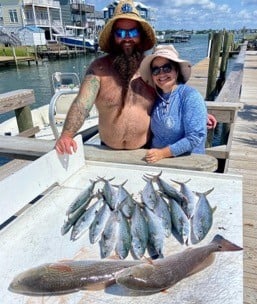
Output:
[52,72,81,92]
[56,25,97,52]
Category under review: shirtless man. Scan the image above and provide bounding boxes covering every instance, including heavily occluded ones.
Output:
[55,0,156,154]
[55,0,216,155]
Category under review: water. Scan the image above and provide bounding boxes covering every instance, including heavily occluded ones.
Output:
[0,34,210,124]
[0,53,97,123]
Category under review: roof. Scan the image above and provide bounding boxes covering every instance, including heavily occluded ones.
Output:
[18,26,45,33]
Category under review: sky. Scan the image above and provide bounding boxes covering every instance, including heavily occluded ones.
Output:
[92,0,257,31]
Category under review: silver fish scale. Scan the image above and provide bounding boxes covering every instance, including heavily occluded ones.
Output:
[70,197,104,241]
[169,198,190,245]
[154,193,172,237]
[66,180,96,216]
[141,179,157,210]
[144,206,165,257]
[130,203,149,259]
[89,202,112,244]
[191,191,215,244]
[100,211,119,258]
[115,210,131,259]
[171,179,198,219]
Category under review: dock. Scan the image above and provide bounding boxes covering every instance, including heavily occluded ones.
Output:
[0,55,37,66]
[227,51,257,304]
[189,48,257,303]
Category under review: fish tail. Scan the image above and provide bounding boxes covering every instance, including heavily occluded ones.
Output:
[195,187,215,197]
[143,171,162,182]
[212,234,243,251]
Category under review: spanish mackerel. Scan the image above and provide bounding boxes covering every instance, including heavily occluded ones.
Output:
[8,259,143,296]
[115,234,242,292]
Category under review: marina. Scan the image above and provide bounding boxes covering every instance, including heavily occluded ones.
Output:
[0,37,256,303]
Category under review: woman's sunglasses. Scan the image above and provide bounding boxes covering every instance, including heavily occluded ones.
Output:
[114,28,140,39]
[151,63,173,76]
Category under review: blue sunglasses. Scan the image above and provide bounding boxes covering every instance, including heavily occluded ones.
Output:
[114,28,140,39]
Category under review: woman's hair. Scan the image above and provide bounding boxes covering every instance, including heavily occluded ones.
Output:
[171,61,186,84]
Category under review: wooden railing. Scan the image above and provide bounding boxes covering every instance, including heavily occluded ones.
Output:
[0,89,36,135]
[205,41,247,172]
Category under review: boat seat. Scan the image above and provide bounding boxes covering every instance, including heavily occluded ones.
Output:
[48,90,98,140]
[52,72,80,91]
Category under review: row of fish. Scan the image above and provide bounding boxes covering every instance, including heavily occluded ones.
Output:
[9,234,243,296]
[61,172,216,259]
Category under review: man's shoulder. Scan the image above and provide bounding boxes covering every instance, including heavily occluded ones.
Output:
[87,55,112,74]
[90,54,111,66]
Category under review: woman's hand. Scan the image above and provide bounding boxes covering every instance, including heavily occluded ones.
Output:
[145,147,172,163]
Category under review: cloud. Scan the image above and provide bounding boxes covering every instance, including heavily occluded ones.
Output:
[95,1,256,30]
[241,0,257,5]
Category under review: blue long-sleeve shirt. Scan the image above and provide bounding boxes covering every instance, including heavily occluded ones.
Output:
[150,84,207,156]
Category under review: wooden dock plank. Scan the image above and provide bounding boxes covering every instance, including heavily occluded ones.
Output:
[227,50,257,304]
[188,57,209,96]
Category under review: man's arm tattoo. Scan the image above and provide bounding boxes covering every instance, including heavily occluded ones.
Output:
[62,76,100,136]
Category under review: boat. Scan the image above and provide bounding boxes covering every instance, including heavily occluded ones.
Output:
[56,25,97,52]
[52,72,81,92]
[0,72,99,143]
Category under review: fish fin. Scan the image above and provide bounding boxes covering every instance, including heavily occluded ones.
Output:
[212,206,217,214]
[58,259,74,262]
[160,289,169,293]
[142,255,154,264]
[49,263,73,272]
[187,253,215,277]
[107,254,120,260]
[82,278,116,290]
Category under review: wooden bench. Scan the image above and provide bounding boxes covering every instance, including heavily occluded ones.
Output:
[0,89,39,137]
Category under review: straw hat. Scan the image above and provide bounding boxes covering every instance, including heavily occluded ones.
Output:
[99,0,156,53]
[139,44,192,87]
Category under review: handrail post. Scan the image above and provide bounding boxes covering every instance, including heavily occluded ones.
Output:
[15,106,34,134]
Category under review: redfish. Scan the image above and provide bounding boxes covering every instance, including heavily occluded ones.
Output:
[8,259,143,296]
[115,234,242,292]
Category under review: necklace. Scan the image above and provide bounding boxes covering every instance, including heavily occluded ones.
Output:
[156,85,177,114]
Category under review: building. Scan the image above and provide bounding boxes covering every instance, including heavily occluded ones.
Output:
[103,1,155,25]
[0,0,62,43]
[59,0,104,39]
[21,0,62,41]
[0,0,23,30]
[18,25,46,45]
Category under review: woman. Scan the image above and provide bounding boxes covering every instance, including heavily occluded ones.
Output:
[139,44,207,163]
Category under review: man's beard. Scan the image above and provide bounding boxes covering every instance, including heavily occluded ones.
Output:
[112,48,143,89]
[111,42,144,114]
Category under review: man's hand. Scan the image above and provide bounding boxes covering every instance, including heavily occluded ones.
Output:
[207,114,217,130]
[55,134,77,155]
